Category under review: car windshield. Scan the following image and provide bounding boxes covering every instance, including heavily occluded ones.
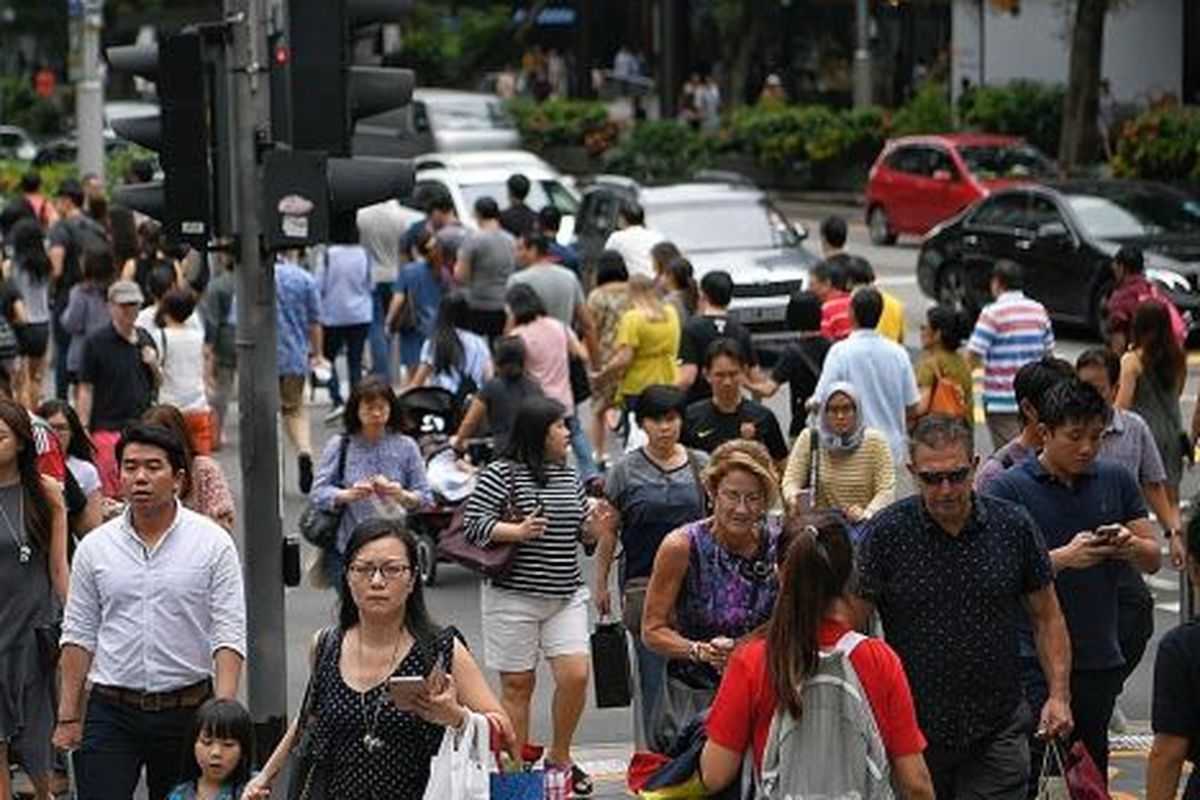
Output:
[427,100,514,131]
[1067,191,1200,238]
[459,180,579,215]
[958,145,1053,180]
[647,200,787,251]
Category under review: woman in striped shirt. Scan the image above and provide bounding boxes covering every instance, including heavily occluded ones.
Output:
[780,381,895,532]
[462,394,602,796]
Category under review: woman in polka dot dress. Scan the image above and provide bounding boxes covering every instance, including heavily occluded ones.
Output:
[243,519,513,799]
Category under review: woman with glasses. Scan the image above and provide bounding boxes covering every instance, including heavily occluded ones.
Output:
[641,439,781,752]
[462,394,605,797]
[243,518,512,800]
[780,382,895,529]
[311,376,431,586]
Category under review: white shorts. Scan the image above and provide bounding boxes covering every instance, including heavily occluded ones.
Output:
[481,584,591,672]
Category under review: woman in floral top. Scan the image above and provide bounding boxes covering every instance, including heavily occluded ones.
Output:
[142,404,237,532]
[585,250,631,464]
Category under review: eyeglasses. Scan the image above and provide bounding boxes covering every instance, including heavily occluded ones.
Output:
[718,488,767,508]
[347,562,414,582]
[915,467,972,486]
[825,404,856,418]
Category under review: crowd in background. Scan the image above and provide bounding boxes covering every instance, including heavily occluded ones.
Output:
[1,158,1200,800]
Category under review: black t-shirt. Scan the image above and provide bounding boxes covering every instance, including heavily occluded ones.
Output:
[78,325,158,431]
[1153,619,1200,790]
[679,314,757,404]
[772,336,831,436]
[499,204,539,239]
[0,279,21,323]
[478,376,543,455]
[681,398,788,461]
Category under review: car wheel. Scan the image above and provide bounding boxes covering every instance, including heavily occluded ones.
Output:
[937,262,980,318]
[868,206,897,246]
[416,532,438,587]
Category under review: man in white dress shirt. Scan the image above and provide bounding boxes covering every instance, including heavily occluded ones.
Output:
[602,199,665,279]
[53,423,246,800]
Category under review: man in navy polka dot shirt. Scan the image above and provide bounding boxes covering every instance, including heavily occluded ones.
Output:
[856,414,1072,800]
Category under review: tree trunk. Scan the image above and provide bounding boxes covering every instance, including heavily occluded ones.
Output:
[722,2,770,110]
[1059,0,1110,168]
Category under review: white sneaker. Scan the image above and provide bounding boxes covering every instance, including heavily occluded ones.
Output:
[1109,704,1127,733]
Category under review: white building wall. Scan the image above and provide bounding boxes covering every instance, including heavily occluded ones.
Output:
[951,0,1182,106]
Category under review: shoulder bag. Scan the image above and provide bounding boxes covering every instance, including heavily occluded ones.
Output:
[437,461,522,579]
[298,436,350,549]
[281,627,338,800]
[927,357,967,420]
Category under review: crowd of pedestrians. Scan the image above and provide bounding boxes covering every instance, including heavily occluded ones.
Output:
[2,158,1200,800]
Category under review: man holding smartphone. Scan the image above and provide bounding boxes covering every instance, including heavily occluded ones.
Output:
[990,378,1162,787]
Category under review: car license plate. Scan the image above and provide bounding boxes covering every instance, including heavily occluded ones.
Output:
[735,306,785,324]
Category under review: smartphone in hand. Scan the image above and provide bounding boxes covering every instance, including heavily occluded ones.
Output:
[387,675,429,711]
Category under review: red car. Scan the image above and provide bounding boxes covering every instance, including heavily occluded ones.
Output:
[864,134,1056,245]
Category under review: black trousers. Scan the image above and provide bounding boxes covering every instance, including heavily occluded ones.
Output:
[924,702,1032,800]
[1116,566,1154,684]
[1021,661,1124,797]
[79,693,197,800]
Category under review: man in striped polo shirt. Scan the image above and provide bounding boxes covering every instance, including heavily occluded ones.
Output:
[967,261,1055,450]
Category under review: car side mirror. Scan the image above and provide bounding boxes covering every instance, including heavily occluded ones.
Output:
[1037,221,1070,241]
[932,169,954,182]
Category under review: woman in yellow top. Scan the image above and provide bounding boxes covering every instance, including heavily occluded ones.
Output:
[594,275,680,413]
[914,305,974,423]
[780,382,895,532]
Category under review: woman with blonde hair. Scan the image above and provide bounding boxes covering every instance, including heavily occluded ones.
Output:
[594,274,680,416]
[640,438,781,751]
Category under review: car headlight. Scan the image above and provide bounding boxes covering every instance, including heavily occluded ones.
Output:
[1147,267,1191,295]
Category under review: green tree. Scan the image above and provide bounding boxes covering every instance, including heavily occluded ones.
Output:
[1059,0,1111,167]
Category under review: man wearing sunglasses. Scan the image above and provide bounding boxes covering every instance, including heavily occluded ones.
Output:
[990,378,1161,789]
[856,414,1072,800]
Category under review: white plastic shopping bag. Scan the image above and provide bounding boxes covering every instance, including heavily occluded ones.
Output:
[422,712,491,800]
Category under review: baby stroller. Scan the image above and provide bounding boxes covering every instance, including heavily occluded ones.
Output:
[395,386,492,585]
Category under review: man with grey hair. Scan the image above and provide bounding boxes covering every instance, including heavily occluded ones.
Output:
[856,415,1072,800]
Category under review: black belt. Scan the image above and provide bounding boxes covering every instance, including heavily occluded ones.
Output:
[92,680,212,712]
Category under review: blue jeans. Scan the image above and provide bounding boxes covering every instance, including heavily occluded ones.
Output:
[633,634,666,746]
[323,323,370,406]
[368,282,394,380]
[78,693,198,800]
[566,414,598,482]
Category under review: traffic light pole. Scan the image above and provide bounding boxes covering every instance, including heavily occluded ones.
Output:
[225,0,289,758]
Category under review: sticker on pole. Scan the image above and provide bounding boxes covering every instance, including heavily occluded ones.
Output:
[278,194,314,239]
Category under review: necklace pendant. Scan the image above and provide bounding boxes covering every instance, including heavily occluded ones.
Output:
[363,733,384,752]
[17,544,29,563]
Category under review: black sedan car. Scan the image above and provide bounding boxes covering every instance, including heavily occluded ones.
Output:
[917,180,1200,335]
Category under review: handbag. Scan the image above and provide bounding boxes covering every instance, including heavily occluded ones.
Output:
[569,353,592,405]
[281,628,338,800]
[422,712,491,800]
[591,620,633,708]
[647,661,718,754]
[437,461,522,580]
[297,436,350,549]
[389,293,419,333]
[1061,740,1109,800]
[928,358,967,419]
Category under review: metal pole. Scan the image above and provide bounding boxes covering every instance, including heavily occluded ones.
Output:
[76,0,105,183]
[225,0,288,761]
[853,0,871,108]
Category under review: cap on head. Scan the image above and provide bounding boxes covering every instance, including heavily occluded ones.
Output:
[107,280,145,305]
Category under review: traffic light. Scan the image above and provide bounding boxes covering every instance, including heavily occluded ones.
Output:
[106,31,216,246]
[273,0,415,242]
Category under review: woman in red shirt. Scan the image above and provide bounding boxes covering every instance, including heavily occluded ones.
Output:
[700,514,934,799]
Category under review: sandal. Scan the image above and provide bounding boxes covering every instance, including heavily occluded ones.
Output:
[570,763,594,797]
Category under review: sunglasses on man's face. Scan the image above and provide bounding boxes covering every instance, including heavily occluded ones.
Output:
[914,466,972,486]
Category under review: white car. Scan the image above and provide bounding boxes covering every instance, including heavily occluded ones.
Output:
[409,150,579,242]
[355,89,519,158]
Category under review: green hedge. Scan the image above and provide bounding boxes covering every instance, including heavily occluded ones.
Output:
[0,146,157,199]
[961,80,1065,156]
[602,120,713,182]
[888,86,955,138]
[505,98,610,151]
[1111,105,1200,181]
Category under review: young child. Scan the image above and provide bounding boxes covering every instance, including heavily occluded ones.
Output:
[166,698,253,800]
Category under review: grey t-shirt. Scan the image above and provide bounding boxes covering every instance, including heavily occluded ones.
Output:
[459,228,515,311]
[12,260,50,324]
[507,263,584,327]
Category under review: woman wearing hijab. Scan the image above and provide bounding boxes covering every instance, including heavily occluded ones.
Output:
[780,382,895,527]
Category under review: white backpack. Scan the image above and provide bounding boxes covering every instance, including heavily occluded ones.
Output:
[758,631,895,800]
